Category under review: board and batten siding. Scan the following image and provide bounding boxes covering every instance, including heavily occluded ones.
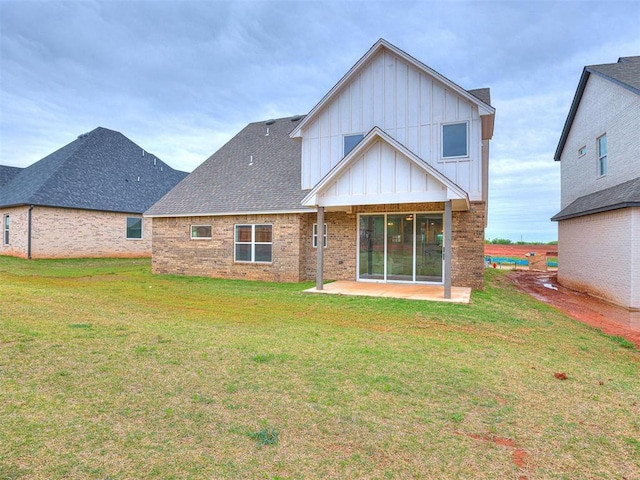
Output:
[300,50,483,200]
[317,138,448,207]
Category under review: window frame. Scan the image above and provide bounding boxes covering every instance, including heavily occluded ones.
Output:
[343,133,365,156]
[597,134,607,177]
[578,145,586,157]
[234,224,273,263]
[190,224,212,240]
[313,223,328,248]
[126,217,143,240]
[3,215,9,245]
[441,121,469,159]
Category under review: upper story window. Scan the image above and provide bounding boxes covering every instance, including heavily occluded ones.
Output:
[597,134,607,177]
[578,146,586,157]
[442,122,468,158]
[126,217,143,239]
[3,215,9,245]
[191,225,212,239]
[235,224,272,263]
[344,134,364,156]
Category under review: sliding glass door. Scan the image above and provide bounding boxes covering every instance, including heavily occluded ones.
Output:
[358,213,443,283]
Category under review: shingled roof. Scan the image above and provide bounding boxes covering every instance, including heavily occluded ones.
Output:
[551,177,640,221]
[555,56,640,161]
[0,165,23,188]
[146,115,312,217]
[0,127,188,213]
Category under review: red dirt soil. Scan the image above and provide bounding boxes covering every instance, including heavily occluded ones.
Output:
[485,245,639,348]
[507,270,640,348]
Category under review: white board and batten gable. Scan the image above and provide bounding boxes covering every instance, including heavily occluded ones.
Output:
[301,127,470,212]
[291,38,495,207]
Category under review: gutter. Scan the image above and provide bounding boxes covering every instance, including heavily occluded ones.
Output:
[28,205,33,259]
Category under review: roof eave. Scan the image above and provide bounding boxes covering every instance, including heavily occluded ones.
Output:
[551,201,640,221]
[554,68,590,162]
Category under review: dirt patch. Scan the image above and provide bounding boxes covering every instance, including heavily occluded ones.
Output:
[507,270,640,348]
[456,431,529,473]
[485,244,556,258]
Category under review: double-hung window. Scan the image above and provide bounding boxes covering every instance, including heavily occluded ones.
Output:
[597,134,607,176]
[126,217,143,239]
[442,122,468,158]
[3,215,8,245]
[313,223,327,248]
[235,224,272,262]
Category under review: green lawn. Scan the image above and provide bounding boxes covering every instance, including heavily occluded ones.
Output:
[0,257,638,479]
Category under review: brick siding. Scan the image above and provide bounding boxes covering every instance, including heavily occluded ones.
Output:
[0,206,151,258]
[153,201,486,289]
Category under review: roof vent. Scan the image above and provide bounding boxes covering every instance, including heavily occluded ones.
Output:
[291,115,302,122]
[265,119,276,125]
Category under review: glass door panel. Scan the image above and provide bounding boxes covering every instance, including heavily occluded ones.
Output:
[386,214,414,281]
[416,214,443,282]
[359,215,384,280]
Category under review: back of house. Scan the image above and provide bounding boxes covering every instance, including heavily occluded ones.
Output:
[146,39,495,291]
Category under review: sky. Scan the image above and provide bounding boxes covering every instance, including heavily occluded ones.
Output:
[1,1,639,242]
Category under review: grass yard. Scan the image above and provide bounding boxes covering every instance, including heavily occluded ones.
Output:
[0,257,638,479]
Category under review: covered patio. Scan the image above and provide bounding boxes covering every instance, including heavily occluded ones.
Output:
[304,281,471,303]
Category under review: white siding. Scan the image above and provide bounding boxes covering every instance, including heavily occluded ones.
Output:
[300,50,483,199]
[560,75,640,207]
[317,139,448,207]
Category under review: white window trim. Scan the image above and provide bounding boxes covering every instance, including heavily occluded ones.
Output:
[234,224,273,263]
[126,217,143,240]
[313,223,328,248]
[441,121,469,160]
[3,214,9,245]
[578,145,586,157]
[597,134,607,177]
[190,224,212,240]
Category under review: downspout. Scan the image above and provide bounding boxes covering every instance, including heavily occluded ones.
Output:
[27,205,33,259]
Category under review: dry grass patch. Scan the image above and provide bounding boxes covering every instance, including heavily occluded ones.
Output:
[0,257,638,479]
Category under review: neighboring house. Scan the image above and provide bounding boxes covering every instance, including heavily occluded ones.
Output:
[0,166,23,188]
[552,56,640,311]
[146,39,495,292]
[0,127,187,259]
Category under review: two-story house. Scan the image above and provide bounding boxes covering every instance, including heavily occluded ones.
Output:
[146,39,495,293]
[552,56,640,312]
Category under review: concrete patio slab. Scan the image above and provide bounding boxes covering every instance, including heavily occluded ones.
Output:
[304,281,471,303]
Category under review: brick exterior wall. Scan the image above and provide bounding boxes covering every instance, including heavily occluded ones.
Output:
[558,207,639,310]
[153,201,486,289]
[0,206,151,259]
[152,214,306,282]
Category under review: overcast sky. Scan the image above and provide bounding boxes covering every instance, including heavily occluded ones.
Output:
[1,1,639,242]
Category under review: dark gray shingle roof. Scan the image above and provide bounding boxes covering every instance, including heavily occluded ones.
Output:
[588,56,640,94]
[0,165,23,188]
[551,177,640,221]
[0,127,188,213]
[467,88,491,106]
[555,56,640,161]
[146,116,311,216]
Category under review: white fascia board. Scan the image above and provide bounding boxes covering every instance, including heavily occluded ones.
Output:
[144,208,317,218]
[291,38,494,139]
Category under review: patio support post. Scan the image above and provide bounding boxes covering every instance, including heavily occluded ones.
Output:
[444,201,452,299]
[316,206,324,290]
